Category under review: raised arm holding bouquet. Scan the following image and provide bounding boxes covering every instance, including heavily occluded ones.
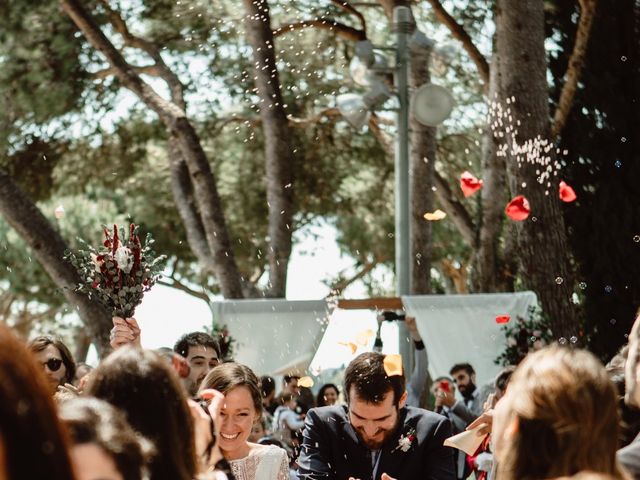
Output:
[65,223,166,349]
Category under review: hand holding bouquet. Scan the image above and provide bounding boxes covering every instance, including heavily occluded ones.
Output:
[65,223,166,318]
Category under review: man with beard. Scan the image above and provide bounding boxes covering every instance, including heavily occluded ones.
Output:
[173,331,221,398]
[437,363,485,423]
[435,363,488,479]
[297,352,455,480]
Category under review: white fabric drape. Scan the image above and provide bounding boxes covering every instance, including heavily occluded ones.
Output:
[402,292,538,386]
[210,299,332,376]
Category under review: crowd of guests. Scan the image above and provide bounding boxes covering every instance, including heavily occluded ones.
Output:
[2,311,640,479]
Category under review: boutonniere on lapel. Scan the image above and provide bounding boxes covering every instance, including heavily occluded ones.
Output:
[393,427,416,453]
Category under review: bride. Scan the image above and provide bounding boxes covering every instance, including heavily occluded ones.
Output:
[200,363,289,480]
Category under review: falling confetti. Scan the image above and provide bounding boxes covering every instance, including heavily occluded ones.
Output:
[354,329,374,346]
[383,354,403,377]
[495,315,511,324]
[459,171,483,197]
[298,376,314,388]
[505,195,530,221]
[423,209,447,221]
[559,181,577,203]
[54,205,65,219]
[338,341,358,354]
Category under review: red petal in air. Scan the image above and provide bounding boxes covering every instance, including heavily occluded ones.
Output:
[559,181,577,203]
[460,171,484,197]
[495,315,511,324]
[505,195,530,221]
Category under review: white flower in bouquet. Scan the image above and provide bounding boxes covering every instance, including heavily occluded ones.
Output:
[114,246,134,273]
[65,223,166,318]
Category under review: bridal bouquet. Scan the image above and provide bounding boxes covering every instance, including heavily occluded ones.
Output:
[65,223,166,318]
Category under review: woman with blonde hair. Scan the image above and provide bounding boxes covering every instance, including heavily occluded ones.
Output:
[491,346,630,480]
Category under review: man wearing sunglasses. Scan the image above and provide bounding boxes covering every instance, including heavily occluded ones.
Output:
[28,335,76,394]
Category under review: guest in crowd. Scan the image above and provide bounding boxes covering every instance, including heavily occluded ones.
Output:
[28,335,76,394]
[316,383,340,407]
[282,375,300,396]
[404,315,429,408]
[174,331,222,397]
[58,397,152,480]
[85,346,200,480]
[200,362,289,480]
[0,323,77,479]
[297,351,455,479]
[261,375,278,415]
[272,392,305,453]
[109,316,221,398]
[489,346,628,480]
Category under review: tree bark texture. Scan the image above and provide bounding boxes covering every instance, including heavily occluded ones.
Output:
[0,170,112,355]
[472,53,512,292]
[495,0,579,338]
[60,0,245,298]
[242,0,295,298]
[409,41,437,294]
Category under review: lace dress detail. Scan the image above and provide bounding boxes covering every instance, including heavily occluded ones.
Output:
[229,445,289,480]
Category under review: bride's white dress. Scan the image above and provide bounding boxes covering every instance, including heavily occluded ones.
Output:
[228,444,289,480]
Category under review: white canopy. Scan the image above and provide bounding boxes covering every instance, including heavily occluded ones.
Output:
[211,299,331,377]
[403,291,538,386]
[211,292,537,386]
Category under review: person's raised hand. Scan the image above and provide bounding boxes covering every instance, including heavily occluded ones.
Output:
[110,316,141,350]
[405,316,422,342]
[467,409,494,436]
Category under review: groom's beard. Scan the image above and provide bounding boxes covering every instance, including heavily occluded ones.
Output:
[354,419,400,450]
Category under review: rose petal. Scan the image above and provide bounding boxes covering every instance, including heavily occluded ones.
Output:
[495,315,511,324]
[383,354,403,377]
[423,209,447,221]
[505,195,530,221]
[338,341,358,354]
[460,171,484,197]
[559,181,577,203]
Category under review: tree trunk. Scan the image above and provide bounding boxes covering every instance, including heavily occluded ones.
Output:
[472,49,512,292]
[0,170,112,355]
[242,0,295,298]
[60,0,245,298]
[409,41,437,294]
[495,0,580,339]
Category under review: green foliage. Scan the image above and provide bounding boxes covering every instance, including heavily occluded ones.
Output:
[495,306,554,366]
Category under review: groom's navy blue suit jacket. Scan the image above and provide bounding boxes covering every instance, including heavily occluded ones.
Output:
[297,405,456,480]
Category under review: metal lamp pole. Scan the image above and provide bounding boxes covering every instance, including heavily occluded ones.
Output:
[393,6,413,373]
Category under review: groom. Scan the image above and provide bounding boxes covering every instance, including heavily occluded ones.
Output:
[298,352,456,480]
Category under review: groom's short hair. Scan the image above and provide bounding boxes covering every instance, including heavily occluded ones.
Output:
[344,352,405,406]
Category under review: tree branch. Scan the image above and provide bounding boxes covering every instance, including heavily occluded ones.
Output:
[551,0,598,139]
[97,0,185,108]
[423,0,490,85]
[158,273,212,304]
[273,18,366,42]
[329,259,378,293]
[330,0,367,31]
[92,64,165,79]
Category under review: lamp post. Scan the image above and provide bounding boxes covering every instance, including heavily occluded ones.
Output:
[336,6,454,368]
[393,6,412,299]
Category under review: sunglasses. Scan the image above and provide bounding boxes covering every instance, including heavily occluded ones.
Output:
[43,358,63,372]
